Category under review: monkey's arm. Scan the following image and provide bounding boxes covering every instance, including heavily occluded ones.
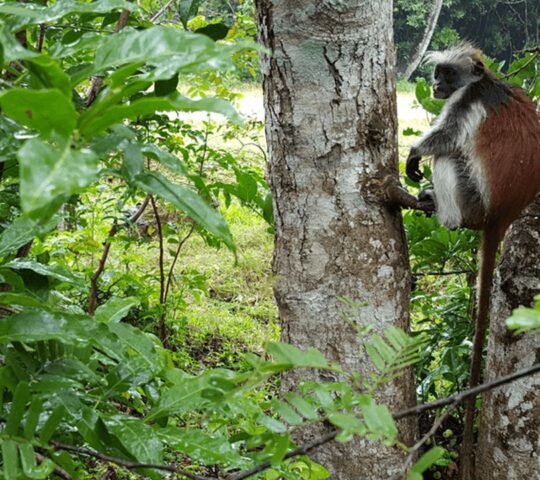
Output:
[406,114,461,182]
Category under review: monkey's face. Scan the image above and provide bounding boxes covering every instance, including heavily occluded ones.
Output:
[433,60,485,99]
[433,64,460,99]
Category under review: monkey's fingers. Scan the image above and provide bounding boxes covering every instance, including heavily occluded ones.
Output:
[406,165,424,182]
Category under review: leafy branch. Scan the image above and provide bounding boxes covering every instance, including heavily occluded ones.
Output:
[50,363,540,480]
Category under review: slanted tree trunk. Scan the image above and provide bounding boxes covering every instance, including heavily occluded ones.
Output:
[255,1,416,477]
[400,0,443,81]
[476,197,540,479]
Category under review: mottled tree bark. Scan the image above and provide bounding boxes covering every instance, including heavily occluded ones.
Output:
[476,197,540,479]
[255,1,416,477]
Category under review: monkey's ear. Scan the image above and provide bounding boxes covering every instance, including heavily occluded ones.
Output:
[473,59,485,76]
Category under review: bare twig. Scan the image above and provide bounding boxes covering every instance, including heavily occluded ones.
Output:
[164,224,196,302]
[413,270,473,277]
[36,452,72,480]
[150,195,168,345]
[88,196,150,315]
[50,441,212,480]
[37,24,46,52]
[397,400,460,479]
[150,0,177,22]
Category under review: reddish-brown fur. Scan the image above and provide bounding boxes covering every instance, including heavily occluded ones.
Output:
[476,87,540,238]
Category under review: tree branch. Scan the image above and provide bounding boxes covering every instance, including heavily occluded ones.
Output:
[50,441,212,480]
[50,364,540,480]
[88,196,150,315]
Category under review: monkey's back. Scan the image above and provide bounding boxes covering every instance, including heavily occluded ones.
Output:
[475,88,540,233]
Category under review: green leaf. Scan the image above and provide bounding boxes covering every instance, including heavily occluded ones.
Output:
[24,398,44,439]
[0,214,58,258]
[0,0,137,27]
[2,440,19,480]
[134,171,234,251]
[285,393,319,421]
[5,259,85,288]
[105,416,163,464]
[18,139,99,218]
[0,89,77,137]
[79,93,241,138]
[271,435,290,466]
[408,447,446,479]
[265,342,328,369]
[178,0,203,27]
[506,303,540,333]
[358,395,397,444]
[0,292,43,308]
[95,297,140,323]
[19,443,55,479]
[6,382,30,436]
[27,55,71,97]
[258,414,287,433]
[154,74,179,96]
[195,23,230,41]
[147,374,211,420]
[157,427,246,467]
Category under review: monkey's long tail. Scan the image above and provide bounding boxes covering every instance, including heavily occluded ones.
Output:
[459,226,501,480]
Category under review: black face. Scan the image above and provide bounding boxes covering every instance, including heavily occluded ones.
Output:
[433,64,458,99]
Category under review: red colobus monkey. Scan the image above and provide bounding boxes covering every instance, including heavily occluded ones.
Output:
[405,43,540,479]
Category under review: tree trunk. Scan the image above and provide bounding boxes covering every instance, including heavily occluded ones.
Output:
[400,0,443,81]
[476,197,540,479]
[255,1,416,478]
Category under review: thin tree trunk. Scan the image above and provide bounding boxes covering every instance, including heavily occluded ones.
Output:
[255,1,416,478]
[400,0,444,80]
[476,197,540,479]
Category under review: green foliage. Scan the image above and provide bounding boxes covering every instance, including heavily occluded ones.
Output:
[506,292,540,333]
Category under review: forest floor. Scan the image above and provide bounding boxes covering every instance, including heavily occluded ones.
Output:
[168,86,431,369]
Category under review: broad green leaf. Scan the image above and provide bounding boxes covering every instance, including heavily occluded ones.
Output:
[27,56,71,96]
[95,297,140,323]
[0,292,43,308]
[105,416,163,464]
[140,144,187,175]
[79,94,241,138]
[1,0,137,28]
[147,372,215,420]
[122,143,145,180]
[0,310,96,344]
[154,74,179,96]
[134,171,234,251]
[5,259,85,288]
[0,89,77,137]
[0,25,37,62]
[265,342,328,369]
[178,0,203,27]
[0,214,58,258]
[106,322,161,373]
[195,23,230,41]
[157,427,246,467]
[408,447,446,479]
[18,139,99,218]
[506,303,540,333]
[327,413,364,434]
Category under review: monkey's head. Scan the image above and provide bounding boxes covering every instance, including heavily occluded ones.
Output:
[425,42,485,99]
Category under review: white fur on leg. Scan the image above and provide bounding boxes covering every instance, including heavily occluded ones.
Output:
[433,157,462,229]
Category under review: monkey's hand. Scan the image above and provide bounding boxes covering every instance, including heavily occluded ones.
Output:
[406,149,423,182]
